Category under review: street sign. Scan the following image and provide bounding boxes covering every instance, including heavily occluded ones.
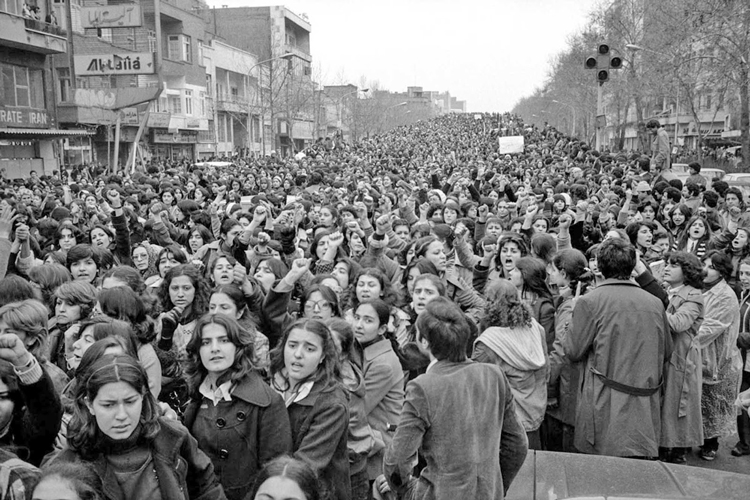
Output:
[74,53,154,76]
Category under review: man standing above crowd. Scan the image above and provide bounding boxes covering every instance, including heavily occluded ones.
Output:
[646,119,672,175]
[563,238,671,458]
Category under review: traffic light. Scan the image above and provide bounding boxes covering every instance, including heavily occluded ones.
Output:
[610,56,623,69]
[585,43,623,83]
[585,57,597,69]
[598,69,609,82]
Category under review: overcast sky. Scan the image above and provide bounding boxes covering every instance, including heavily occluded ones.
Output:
[208,0,600,112]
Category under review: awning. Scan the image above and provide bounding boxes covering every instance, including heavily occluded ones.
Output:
[0,128,95,138]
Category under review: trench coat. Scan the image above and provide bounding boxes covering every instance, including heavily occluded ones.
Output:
[563,279,671,457]
[660,285,704,448]
[184,373,292,500]
[384,360,528,500]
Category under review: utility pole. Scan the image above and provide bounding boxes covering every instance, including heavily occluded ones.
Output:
[585,44,623,151]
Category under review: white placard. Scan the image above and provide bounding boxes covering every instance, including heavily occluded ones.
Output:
[498,135,525,154]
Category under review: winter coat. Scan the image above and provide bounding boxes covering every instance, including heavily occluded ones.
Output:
[47,417,227,500]
[660,285,704,448]
[184,373,292,500]
[547,291,581,427]
[563,279,671,457]
[384,360,528,500]
[473,319,548,432]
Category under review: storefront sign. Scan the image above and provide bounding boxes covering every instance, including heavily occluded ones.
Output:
[72,88,160,110]
[152,130,198,144]
[0,107,49,128]
[121,107,140,125]
[147,112,171,128]
[82,5,142,29]
[74,53,154,76]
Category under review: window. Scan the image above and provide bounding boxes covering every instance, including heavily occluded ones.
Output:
[167,34,192,62]
[205,75,212,96]
[200,91,206,116]
[0,0,19,15]
[1,64,44,108]
[58,67,70,102]
[198,40,204,64]
[183,35,192,63]
[97,28,112,42]
[157,96,168,113]
[148,30,157,53]
[184,89,193,115]
[169,96,182,114]
[230,87,238,101]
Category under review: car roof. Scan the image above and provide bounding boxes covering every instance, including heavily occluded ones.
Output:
[506,451,750,499]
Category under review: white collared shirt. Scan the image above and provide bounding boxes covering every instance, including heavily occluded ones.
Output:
[199,379,233,406]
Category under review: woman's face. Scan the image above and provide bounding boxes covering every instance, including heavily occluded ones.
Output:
[672,209,686,226]
[132,246,149,271]
[209,292,241,319]
[101,277,127,290]
[86,381,143,441]
[58,228,76,251]
[253,476,308,500]
[303,291,333,321]
[532,218,548,234]
[189,231,204,253]
[32,476,80,500]
[548,262,567,288]
[158,252,181,278]
[162,192,174,205]
[349,232,365,254]
[353,303,384,344]
[315,235,331,260]
[739,263,750,291]
[169,275,196,311]
[732,230,749,251]
[70,325,96,370]
[636,225,653,248]
[254,261,277,293]
[412,278,440,315]
[199,323,236,376]
[319,208,334,227]
[332,262,351,289]
[223,225,243,248]
[55,298,82,326]
[423,241,447,272]
[86,196,97,209]
[604,230,621,242]
[90,228,111,249]
[355,274,383,303]
[212,257,234,285]
[688,219,706,239]
[70,257,98,283]
[703,258,721,284]
[283,327,325,387]
[500,242,522,272]
[662,261,685,287]
[641,205,656,222]
[443,208,458,225]
[187,181,196,192]
[553,200,565,212]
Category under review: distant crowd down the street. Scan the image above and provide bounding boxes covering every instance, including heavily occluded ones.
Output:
[1,111,750,500]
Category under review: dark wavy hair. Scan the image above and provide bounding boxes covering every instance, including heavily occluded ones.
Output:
[77,316,140,357]
[54,281,98,321]
[300,284,341,319]
[515,256,553,301]
[480,279,533,331]
[552,248,594,295]
[156,245,188,278]
[416,297,470,362]
[625,221,657,252]
[494,232,529,271]
[248,456,326,500]
[157,264,210,323]
[269,319,341,392]
[354,299,391,330]
[703,249,734,282]
[69,355,160,460]
[27,264,72,312]
[102,265,146,294]
[664,251,706,289]
[185,314,257,397]
[97,287,157,344]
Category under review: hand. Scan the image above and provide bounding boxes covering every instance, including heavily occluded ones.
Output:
[558,213,572,230]
[0,333,32,368]
[354,202,368,219]
[257,231,270,246]
[0,206,18,240]
[576,200,588,213]
[287,258,312,281]
[327,231,344,248]
[625,188,633,199]
[375,215,391,235]
[162,305,185,325]
[253,205,267,223]
[106,189,121,208]
[729,206,741,222]
[419,202,430,217]
[525,204,539,217]
[346,220,361,233]
[14,224,29,242]
[158,402,179,421]
[478,204,489,221]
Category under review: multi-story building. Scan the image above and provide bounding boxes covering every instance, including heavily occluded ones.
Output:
[52,0,211,166]
[0,0,88,177]
[210,5,314,156]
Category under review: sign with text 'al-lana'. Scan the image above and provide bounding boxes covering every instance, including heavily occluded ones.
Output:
[74,53,154,76]
[81,5,142,29]
[0,107,49,128]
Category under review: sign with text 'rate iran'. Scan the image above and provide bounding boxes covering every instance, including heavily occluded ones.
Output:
[74,53,154,76]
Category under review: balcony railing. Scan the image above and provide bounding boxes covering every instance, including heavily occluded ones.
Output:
[23,17,66,37]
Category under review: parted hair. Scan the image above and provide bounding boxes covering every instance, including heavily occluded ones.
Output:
[185,314,257,397]
[0,299,49,361]
[69,354,160,460]
[54,281,98,320]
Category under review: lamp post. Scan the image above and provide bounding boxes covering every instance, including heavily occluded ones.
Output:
[379,101,407,132]
[552,100,576,137]
[336,88,369,140]
[247,52,293,156]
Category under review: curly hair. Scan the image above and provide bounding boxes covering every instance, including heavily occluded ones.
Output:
[97,287,157,345]
[516,256,553,301]
[54,281,98,322]
[494,232,529,271]
[269,319,341,392]
[664,251,706,289]
[674,216,712,253]
[480,279,532,331]
[27,264,72,312]
[68,354,160,460]
[157,264,210,323]
[185,314,257,398]
[703,249,734,282]
[349,267,402,310]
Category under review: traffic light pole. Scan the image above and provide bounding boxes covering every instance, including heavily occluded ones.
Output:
[596,82,604,151]
[585,44,622,152]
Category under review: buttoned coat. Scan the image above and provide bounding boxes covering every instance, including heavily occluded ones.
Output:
[361,337,404,479]
[384,360,528,500]
[184,372,292,500]
[661,285,704,447]
[563,279,671,457]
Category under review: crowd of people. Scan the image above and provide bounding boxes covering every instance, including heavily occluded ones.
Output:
[0,111,748,500]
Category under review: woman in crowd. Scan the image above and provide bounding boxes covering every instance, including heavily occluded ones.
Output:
[209,284,269,368]
[248,456,326,500]
[673,216,712,259]
[47,354,227,500]
[509,256,555,350]
[269,319,350,500]
[659,251,705,464]
[184,313,291,500]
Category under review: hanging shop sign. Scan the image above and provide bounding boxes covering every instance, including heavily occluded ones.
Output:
[81,5,142,29]
[0,107,49,128]
[74,53,154,76]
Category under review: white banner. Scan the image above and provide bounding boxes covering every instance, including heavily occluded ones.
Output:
[498,135,525,154]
